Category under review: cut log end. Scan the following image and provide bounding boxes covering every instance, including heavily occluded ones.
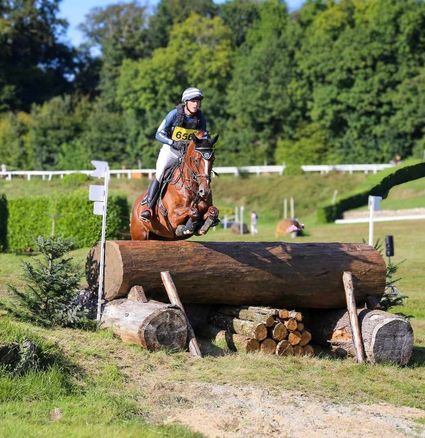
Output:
[367,318,413,365]
[101,299,187,351]
[272,322,288,341]
[260,338,277,354]
[276,340,293,356]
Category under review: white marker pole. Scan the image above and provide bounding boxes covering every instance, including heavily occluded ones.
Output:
[368,195,382,246]
[240,206,244,235]
[97,168,109,323]
[89,160,110,323]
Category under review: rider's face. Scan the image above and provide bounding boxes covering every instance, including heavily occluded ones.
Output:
[186,98,202,114]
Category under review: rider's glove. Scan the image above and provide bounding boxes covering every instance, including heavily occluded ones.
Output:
[171,140,185,151]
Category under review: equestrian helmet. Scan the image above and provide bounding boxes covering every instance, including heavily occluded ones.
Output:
[182,87,203,102]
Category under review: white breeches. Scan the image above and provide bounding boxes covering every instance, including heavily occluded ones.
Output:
[155,144,179,181]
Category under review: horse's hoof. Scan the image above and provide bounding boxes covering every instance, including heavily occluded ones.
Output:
[211,218,220,227]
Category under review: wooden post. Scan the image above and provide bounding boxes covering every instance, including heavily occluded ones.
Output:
[161,271,202,358]
[343,271,366,363]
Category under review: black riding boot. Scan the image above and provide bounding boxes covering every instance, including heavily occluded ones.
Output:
[140,178,160,222]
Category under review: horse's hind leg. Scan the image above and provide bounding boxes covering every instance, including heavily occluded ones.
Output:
[176,208,200,237]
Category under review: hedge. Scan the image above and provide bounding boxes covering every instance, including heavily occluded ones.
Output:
[0,194,7,251]
[317,160,425,223]
[5,190,129,252]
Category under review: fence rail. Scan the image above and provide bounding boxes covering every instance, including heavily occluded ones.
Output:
[0,163,395,181]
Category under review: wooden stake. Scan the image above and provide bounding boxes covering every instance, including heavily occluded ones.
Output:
[161,271,202,358]
[343,271,366,363]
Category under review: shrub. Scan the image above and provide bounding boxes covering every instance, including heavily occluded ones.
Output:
[6,190,129,251]
[3,235,90,328]
[317,160,425,223]
[0,194,7,251]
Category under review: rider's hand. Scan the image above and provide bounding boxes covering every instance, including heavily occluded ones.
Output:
[171,140,185,151]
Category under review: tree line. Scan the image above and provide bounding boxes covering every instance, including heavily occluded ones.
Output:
[1,0,425,170]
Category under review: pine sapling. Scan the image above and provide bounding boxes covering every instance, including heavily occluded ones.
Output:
[4,235,90,327]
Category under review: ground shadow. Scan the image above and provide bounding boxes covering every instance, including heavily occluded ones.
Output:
[409,346,425,367]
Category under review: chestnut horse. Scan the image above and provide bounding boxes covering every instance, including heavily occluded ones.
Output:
[130,132,219,240]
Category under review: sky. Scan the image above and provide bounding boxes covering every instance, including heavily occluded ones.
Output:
[59,0,306,47]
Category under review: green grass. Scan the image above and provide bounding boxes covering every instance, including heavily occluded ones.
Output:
[351,177,425,211]
[0,318,201,437]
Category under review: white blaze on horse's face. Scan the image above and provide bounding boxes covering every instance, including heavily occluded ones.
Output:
[197,154,212,199]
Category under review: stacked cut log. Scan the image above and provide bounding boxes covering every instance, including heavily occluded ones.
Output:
[200,305,314,356]
[308,308,413,365]
[101,298,188,352]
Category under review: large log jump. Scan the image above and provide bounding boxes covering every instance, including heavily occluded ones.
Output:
[87,240,386,309]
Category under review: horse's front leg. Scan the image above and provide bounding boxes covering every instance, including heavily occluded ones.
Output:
[174,207,200,237]
[196,206,220,236]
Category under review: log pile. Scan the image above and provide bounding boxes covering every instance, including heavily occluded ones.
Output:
[200,305,314,356]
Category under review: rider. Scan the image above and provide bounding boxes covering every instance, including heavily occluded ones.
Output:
[140,87,207,222]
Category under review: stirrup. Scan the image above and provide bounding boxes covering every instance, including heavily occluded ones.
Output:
[140,208,152,222]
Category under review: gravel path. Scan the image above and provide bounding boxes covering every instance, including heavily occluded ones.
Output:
[165,382,425,438]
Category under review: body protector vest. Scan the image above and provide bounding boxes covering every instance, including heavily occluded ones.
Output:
[171,104,203,142]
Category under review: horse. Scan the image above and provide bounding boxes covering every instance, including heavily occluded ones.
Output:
[130,132,219,241]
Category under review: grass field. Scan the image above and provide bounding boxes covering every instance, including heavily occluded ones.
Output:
[0,174,424,436]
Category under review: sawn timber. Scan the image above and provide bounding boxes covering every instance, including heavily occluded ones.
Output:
[87,240,386,308]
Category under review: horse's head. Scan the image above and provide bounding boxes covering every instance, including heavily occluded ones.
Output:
[185,131,219,200]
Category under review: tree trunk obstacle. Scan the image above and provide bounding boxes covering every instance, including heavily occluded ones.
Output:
[90,240,410,363]
[87,240,386,308]
[308,308,413,365]
[100,299,187,351]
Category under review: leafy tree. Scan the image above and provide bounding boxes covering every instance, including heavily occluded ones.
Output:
[117,13,232,167]
[81,100,129,166]
[388,68,425,160]
[57,140,92,170]
[79,1,150,109]
[0,112,35,169]
[0,0,75,112]
[223,0,295,165]
[219,0,261,47]
[295,0,425,163]
[28,96,86,169]
[4,236,89,328]
[275,122,331,173]
[147,0,218,50]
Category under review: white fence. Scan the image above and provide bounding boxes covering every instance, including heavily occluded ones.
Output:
[301,164,394,174]
[0,163,395,181]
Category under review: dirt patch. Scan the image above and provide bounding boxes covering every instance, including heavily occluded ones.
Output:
[162,382,424,438]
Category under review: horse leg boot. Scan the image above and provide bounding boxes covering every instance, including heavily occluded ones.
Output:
[198,206,220,235]
[140,178,160,222]
[176,209,200,237]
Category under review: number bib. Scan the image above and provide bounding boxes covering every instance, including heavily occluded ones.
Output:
[172,126,198,141]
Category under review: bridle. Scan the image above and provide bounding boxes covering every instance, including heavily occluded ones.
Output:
[171,142,214,200]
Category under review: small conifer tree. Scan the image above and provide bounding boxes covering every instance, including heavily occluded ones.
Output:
[4,236,89,327]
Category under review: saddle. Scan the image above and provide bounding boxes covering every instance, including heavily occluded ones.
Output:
[141,163,180,217]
